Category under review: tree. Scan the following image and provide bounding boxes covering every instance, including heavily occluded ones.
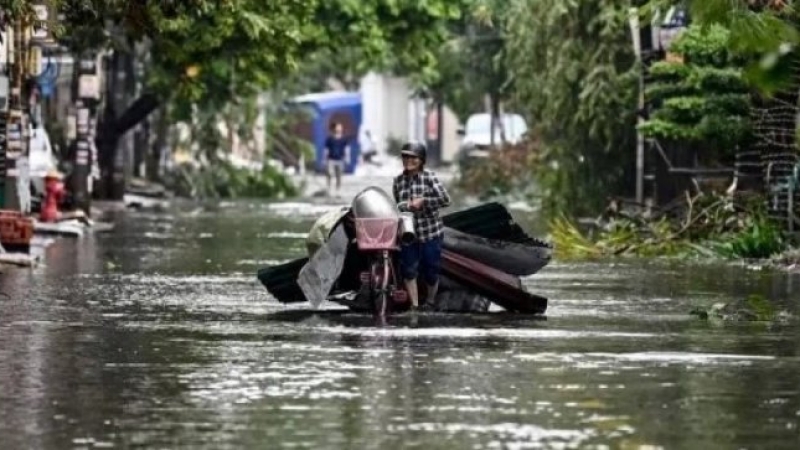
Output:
[464,0,513,142]
[504,0,639,216]
[639,24,753,163]
[647,0,800,202]
[2,0,465,196]
[417,0,513,123]
[644,0,799,93]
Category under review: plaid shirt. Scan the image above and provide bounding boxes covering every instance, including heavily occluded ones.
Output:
[393,169,451,242]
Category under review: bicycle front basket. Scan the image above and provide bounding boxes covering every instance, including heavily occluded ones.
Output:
[354,218,399,250]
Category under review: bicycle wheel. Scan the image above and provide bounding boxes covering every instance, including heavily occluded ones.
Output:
[371,255,390,317]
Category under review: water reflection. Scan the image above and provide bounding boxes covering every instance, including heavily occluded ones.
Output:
[1,199,799,449]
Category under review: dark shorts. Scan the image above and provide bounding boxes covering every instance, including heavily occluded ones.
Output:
[399,236,442,285]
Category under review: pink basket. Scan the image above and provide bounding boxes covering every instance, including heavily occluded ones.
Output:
[354,218,399,250]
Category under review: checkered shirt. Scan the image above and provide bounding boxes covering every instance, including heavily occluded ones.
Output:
[392,169,451,242]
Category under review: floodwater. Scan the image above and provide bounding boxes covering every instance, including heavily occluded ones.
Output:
[1,198,799,450]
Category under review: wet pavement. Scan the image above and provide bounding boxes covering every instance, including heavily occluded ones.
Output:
[292,158,455,201]
[1,178,800,449]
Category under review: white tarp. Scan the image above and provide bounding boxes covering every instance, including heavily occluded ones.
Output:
[305,206,350,257]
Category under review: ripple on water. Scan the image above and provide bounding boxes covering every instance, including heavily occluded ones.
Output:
[236,258,291,266]
[514,351,776,368]
[384,422,603,449]
[264,202,347,218]
[314,326,660,340]
[266,231,308,239]
[77,273,255,284]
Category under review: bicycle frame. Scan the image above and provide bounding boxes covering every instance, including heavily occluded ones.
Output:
[351,187,412,316]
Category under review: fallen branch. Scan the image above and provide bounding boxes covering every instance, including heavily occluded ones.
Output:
[672,198,726,238]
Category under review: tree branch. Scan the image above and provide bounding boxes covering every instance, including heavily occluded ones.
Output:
[112,93,161,138]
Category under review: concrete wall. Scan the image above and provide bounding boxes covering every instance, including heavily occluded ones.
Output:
[441,106,460,164]
[360,72,415,154]
[359,72,383,150]
[360,72,464,164]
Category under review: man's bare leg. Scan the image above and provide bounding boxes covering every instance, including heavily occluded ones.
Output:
[335,164,342,194]
[404,279,419,310]
[423,281,439,310]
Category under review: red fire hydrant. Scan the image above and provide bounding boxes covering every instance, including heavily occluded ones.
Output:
[40,170,65,223]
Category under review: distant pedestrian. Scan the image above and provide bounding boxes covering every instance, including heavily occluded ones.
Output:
[324,122,350,196]
[359,126,380,166]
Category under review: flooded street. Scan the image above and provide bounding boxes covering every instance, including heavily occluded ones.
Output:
[2,192,800,449]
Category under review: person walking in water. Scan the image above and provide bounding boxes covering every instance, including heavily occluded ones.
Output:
[324,122,350,196]
[392,141,451,311]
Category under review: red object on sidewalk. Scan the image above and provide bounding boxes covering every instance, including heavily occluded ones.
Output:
[0,209,34,252]
[40,170,65,223]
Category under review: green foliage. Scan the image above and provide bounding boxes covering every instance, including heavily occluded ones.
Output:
[505,0,638,216]
[0,0,468,198]
[550,193,787,261]
[457,139,537,199]
[644,1,799,54]
[690,294,791,323]
[425,41,485,121]
[460,0,511,97]
[645,0,800,96]
[669,23,740,66]
[707,215,784,259]
[2,0,464,111]
[277,0,490,121]
[143,1,321,110]
[265,0,468,97]
[310,0,463,86]
[166,161,298,199]
[639,25,753,156]
[551,215,692,259]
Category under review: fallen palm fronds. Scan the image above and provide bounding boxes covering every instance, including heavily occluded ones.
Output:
[550,192,788,261]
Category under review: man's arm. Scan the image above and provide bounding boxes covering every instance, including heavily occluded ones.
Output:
[422,173,451,210]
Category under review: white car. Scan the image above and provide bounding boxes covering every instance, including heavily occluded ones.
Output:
[457,113,528,160]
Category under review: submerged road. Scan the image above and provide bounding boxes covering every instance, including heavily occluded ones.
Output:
[291,158,456,203]
[0,168,799,449]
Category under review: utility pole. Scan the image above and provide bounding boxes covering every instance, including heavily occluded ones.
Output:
[71,52,100,214]
[629,8,645,205]
[635,67,645,205]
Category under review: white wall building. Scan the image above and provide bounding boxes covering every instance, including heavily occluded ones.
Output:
[359,71,460,164]
[360,71,420,154]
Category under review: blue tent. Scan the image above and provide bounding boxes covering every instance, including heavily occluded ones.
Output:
[289,91,362,174]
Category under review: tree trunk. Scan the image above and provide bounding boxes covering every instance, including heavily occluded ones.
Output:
[94,92,161,199]
[93,38,161,200]
[146,106,169,181]
[99,50,131,200]
[112,94,160,137]
[489,93,503,146]
[120,50,138,192]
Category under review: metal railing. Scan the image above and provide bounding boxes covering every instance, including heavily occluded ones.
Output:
[765,160,800,233]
